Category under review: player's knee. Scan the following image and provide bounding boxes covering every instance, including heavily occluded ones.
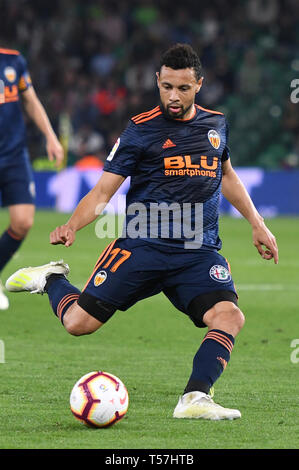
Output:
[64,316,94,336]
[11,216,34,238]
[219,304,245,334]
[204,302,245,336]
[228,304,245,332]
[63,305,103,336]
[66,324,89,336]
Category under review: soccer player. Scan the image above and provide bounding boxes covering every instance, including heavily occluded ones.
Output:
[0,46,64,309]
[6,44,278,420]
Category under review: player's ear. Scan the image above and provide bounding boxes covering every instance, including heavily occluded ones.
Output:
[196,77,204,94]
[156,71,160,88]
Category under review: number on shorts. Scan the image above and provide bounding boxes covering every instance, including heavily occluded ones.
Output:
[102,248,131,272]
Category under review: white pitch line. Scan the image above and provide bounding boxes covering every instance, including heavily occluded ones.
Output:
[243,260,299,267]
[236,284,296,291]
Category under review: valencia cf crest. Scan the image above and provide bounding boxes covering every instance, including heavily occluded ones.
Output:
[4,66,16,83]
[208,129,221,149]
[94,270,107,286]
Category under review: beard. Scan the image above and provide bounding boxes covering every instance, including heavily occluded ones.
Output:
[160,101,194,120]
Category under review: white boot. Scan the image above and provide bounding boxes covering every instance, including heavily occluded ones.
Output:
[5,260,69,294]
[173,391,241,420]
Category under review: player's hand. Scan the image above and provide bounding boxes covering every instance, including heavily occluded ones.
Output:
[252,222,278,264]
[46,135,64,167]
[50,225,75,247]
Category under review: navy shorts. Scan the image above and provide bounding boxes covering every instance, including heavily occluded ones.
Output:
[78,238,238,327]
[0,148,35,207]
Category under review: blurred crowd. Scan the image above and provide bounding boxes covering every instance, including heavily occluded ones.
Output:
[2,0,299,168]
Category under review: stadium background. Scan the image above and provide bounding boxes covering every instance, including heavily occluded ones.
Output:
[1,0,299,215]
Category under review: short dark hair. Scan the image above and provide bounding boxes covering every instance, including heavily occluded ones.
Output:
[159,43,202,81]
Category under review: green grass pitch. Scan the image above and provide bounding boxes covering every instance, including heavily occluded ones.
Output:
[0,210,298,449]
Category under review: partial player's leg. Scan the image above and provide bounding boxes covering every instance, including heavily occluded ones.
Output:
[0,154,36,310]
[5,260,108,336]
[60,302,103,336]
[182,293,245,395]
[44,270,106,335]
[202,298,245,337]
[6,238,164,336]
[164,251,244,420]
[173,295,244,420]
[0,204,35,310]
[0,204,35,273]
[8,203,35,239]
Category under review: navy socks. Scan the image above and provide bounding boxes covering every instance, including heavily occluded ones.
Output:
[184,329,235,395]
[45,274,80,324]
[0,227,24,273]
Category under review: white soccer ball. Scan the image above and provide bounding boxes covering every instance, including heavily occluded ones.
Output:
[70,371,129,428]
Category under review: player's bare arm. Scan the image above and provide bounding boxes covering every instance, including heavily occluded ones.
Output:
[221,159,278,264]
[21,87,64,166]
[50,171,125,247]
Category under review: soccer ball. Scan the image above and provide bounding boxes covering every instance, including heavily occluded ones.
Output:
[70,371,129,428]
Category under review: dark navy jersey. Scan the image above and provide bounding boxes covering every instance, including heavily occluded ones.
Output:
[104,104,230,250]
[0,48,32,166]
